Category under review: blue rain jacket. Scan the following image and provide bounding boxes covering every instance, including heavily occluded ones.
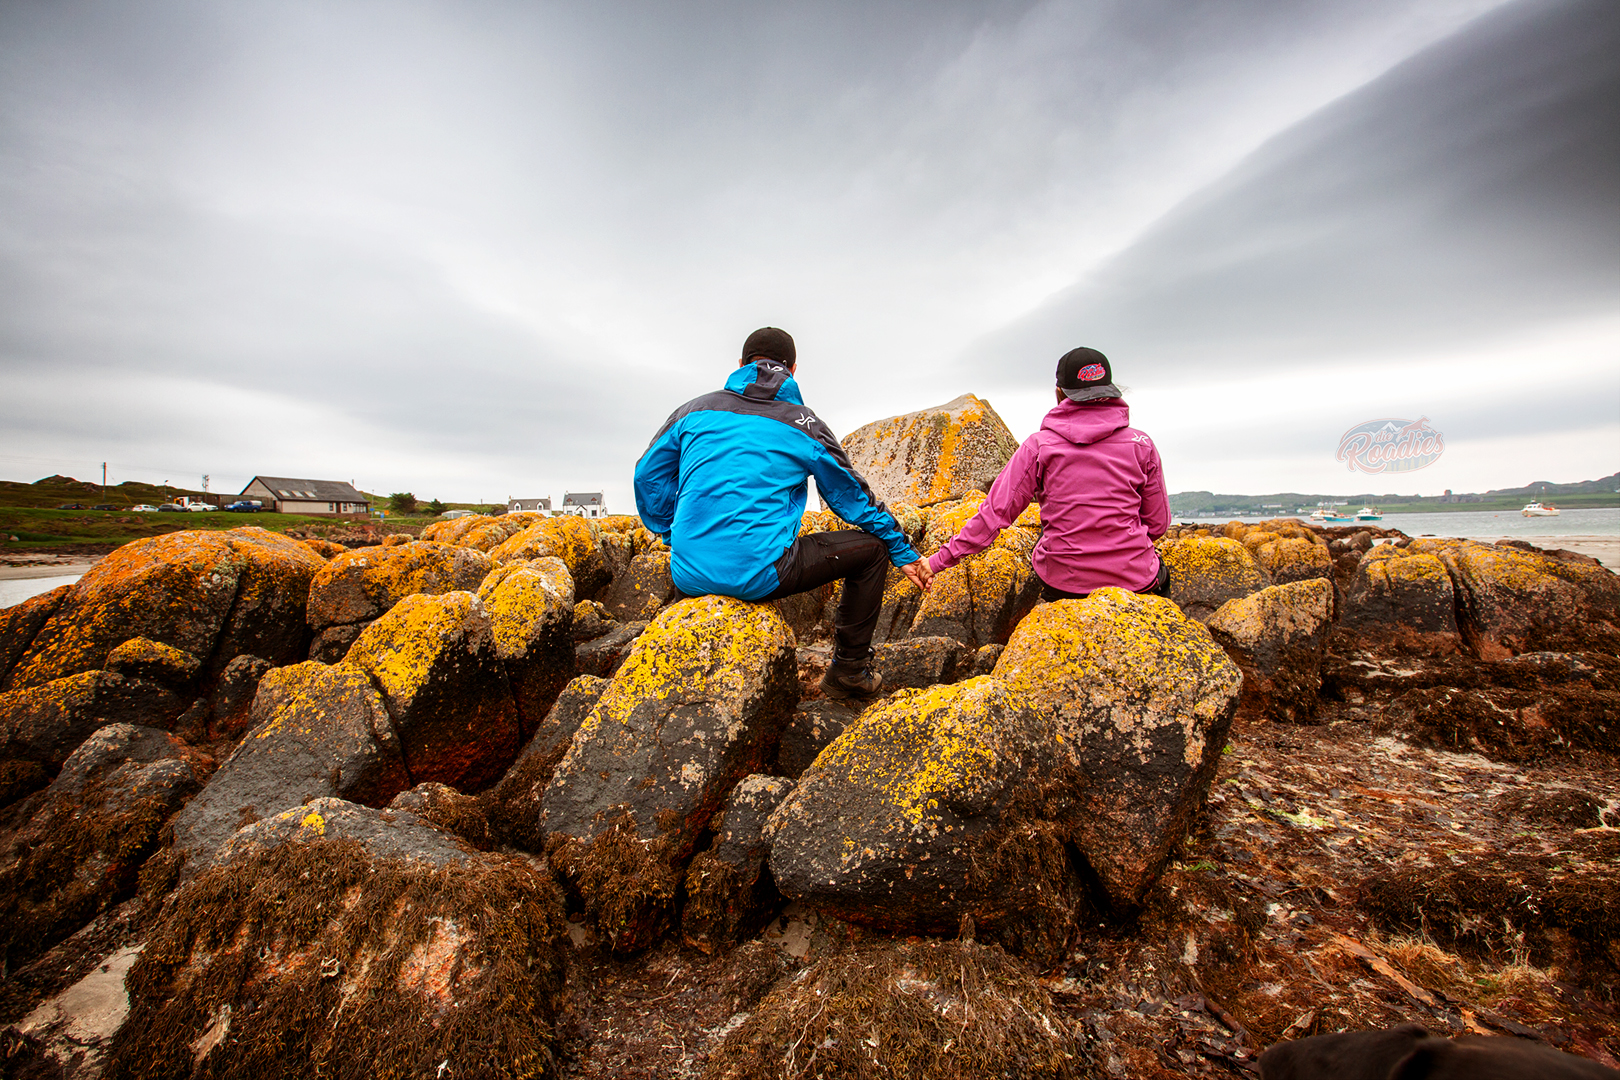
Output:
[634,360,921,600]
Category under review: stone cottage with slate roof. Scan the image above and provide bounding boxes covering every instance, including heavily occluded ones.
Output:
[561,491,606,518]
[239,476,370,516]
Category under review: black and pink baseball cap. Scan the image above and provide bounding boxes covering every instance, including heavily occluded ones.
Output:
[1056,347,1120,402]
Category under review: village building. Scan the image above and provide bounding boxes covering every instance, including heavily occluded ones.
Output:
[507,497,552,513]
[561,491,606,518]
[239,476,370,516]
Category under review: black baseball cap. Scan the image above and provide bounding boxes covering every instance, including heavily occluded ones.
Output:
[741,327,796,367]
[1056,347,1120,402]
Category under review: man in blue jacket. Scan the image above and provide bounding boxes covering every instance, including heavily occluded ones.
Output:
[634,327,932,699]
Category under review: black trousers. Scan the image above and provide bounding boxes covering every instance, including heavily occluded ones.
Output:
[1038,556,1170,603]
[763,530,890,661]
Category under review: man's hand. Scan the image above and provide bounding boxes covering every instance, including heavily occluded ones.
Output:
[902,559,933,592]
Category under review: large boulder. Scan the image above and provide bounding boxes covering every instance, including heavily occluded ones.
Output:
[483,674,610,852]
[304,540,491,658]
[0,670,189,770]
[1207,579,1334,724]
[2,527,323,691]
[0,724,207,972]
[598,551,677,622]
[540,596,797,953]
[682,774,794,954]
[1158,535,1265,621]
[344,591,521,792]
[164,662,411,877]
[839,394,1019,508]
[421,511,545,551]
[1252,535,1333,585]
[993,589,1242,910]
[767,678,1086,961]
[1418,539,1620,659]
[701,939,1083,1080]
[104,799,569,1080]
[488,516,610,597]
[1340,545,1461,651]
[0,585,71,688]
[909,547,1040,648]
[476,558,576,741]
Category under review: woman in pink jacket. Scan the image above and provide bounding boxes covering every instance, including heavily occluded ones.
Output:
[926,348,1171,601]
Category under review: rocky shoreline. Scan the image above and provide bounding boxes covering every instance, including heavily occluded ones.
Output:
[1,402,1616,1078]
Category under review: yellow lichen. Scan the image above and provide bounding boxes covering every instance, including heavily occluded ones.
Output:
[994,589,1241,768]
[343,592,487,705]
[814,678,1009,830]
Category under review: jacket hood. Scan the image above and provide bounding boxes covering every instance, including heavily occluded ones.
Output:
[725,360,804,405]
[1041,397,1130,446]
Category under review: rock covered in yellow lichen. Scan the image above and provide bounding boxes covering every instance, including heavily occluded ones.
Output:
[841,394,1019,508]
[1414,539,1620,658]
[766,677,1084,961]
[305,540,492,632]
[4,528,323,692]
[541,595,797,953]
[1208,579,1333,724]
[909,546,1040,648]
[299,537,349,559]
[488,516,611,597]
[1157,534,1266,621]
[1340,545,1459,641]
[0,585,71,689]
[166,661,410,876]
[476,558,576,739]
[599,551,678,623]
[103,637,200,687]
[1253,536,1333,585]
[994,589,1241,909]
[0,669,190,768]
[343,591,521,792]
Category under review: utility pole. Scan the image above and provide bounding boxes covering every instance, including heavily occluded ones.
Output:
[102,462,107,497]
[202,474,210,493]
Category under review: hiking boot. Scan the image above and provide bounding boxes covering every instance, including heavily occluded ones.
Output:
[820,658,882,700]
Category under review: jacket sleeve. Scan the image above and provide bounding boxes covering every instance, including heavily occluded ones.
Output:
[633,419,682,545]
[1138,437,1170,539]
[929,435,1040,574]
[806,446,921,567]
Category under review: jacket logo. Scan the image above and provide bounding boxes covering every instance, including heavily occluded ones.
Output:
[794,413,815,428]
[1130,433,1152,444]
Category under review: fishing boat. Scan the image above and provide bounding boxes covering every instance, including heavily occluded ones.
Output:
[1355,506,1382,521]
[1309,502,1355,524]
[1521,500,1560,517]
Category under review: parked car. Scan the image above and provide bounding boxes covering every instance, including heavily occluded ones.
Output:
[57,503,88,510]
[186,503,217,512]
[91,504,120,511]
[157,504,186,512]
[129,504,159,512]
[223,501,262,512]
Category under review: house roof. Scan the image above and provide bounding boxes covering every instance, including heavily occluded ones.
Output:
[246,476,369,502]
[510,496,552,506]
[562,491,603,507]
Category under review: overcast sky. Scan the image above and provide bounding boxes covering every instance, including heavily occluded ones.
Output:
[2,0,1615,508]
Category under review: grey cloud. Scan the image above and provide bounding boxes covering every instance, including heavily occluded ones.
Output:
[966,0,1620,384]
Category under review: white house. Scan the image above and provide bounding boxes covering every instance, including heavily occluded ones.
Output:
[240,476,370,516]
[508,497,552,513]
[561,491,606,518]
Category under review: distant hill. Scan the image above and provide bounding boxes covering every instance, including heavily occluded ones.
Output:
[0,474,210,508]
[1169,473,1620,517]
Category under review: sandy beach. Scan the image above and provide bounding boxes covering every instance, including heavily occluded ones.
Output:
[1460,534,1620,570]
[0,555,103,581]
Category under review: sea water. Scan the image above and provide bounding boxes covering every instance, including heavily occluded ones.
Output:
[1179,506,1619,538]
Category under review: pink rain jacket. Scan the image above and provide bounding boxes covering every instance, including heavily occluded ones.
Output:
[927,398,1170,595]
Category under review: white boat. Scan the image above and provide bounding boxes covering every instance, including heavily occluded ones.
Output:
[1521,500,1560,517]
[1355,506,1382,521]
[1309,502,1355,524]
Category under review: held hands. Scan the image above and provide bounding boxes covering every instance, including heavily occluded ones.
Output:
[901,559,934,593]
